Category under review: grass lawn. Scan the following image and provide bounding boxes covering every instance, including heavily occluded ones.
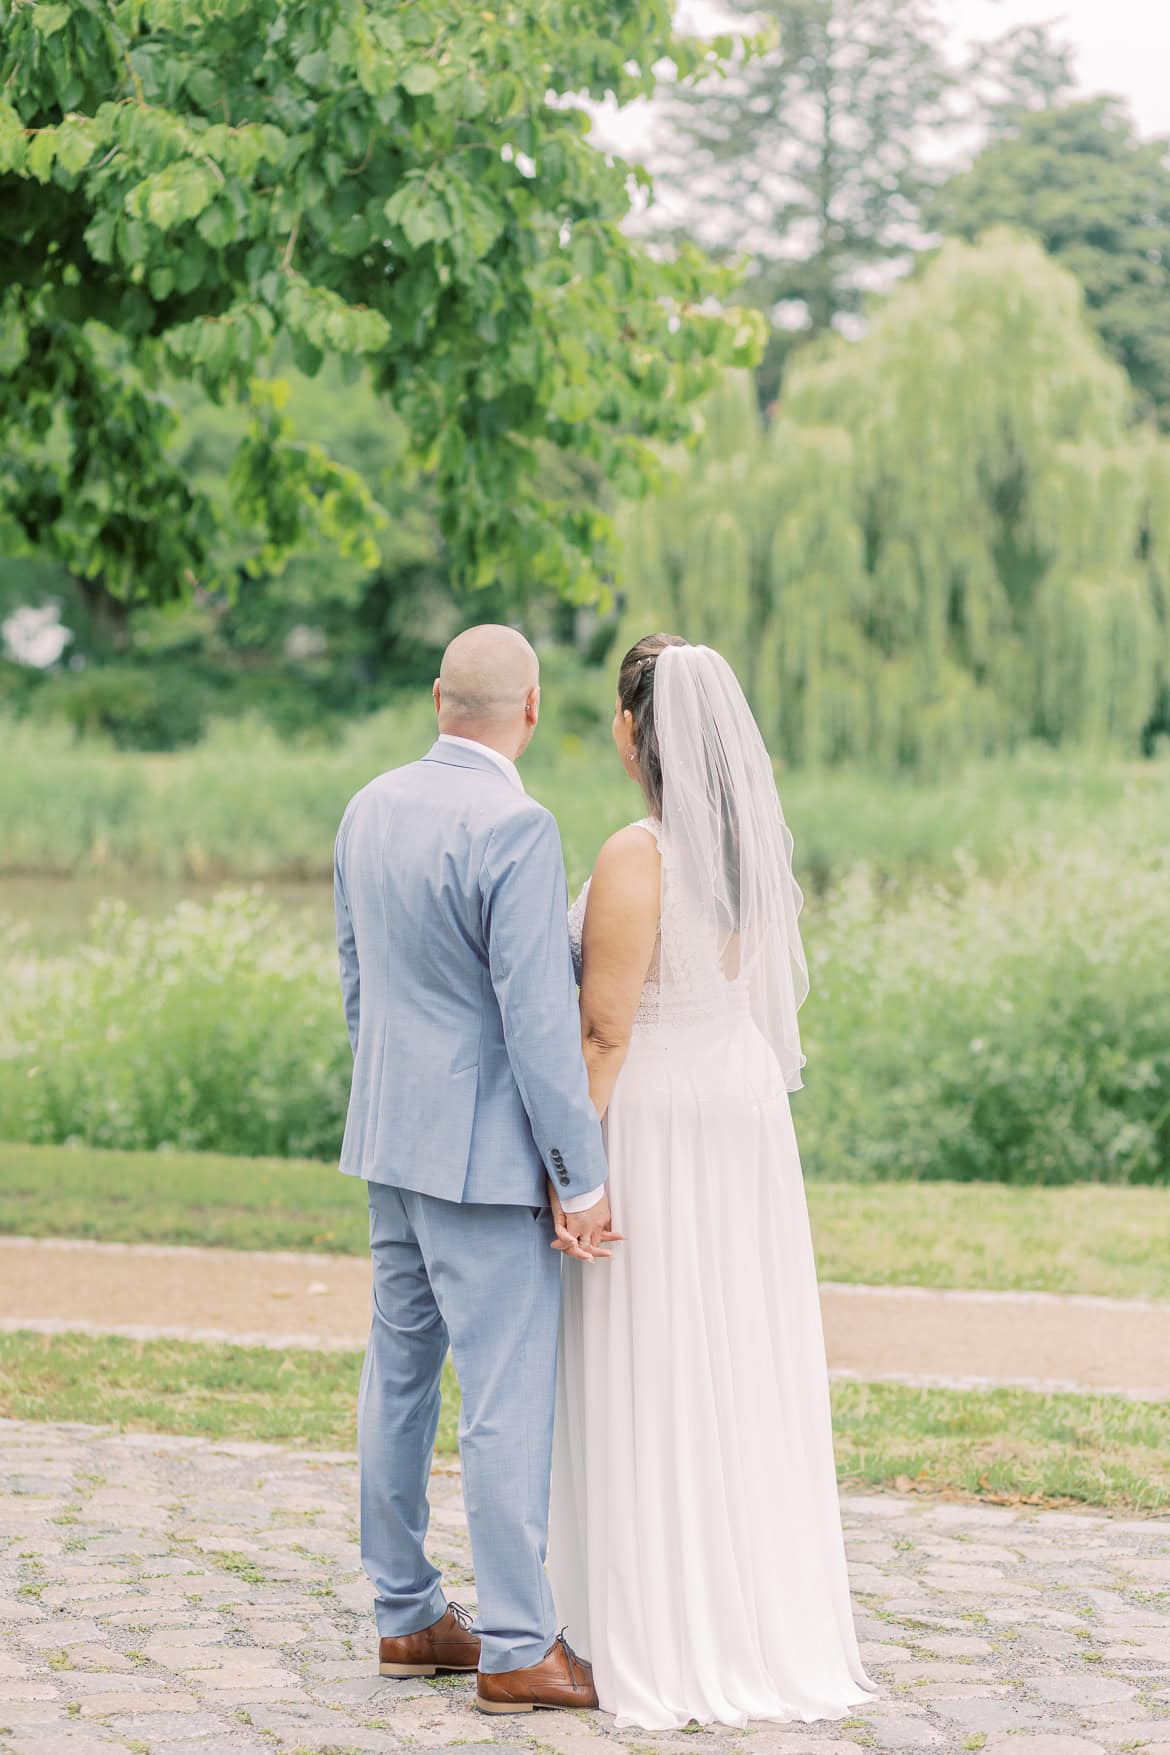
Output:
[810,1179,1170,1300]
[0,1142,363,1254]
[1,1330,1166,1513]
[3,1141,1169,1300]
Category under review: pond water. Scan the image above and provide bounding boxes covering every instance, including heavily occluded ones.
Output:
[0,876,334,955]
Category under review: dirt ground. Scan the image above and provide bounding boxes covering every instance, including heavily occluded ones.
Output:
[2,1235,1167,1398]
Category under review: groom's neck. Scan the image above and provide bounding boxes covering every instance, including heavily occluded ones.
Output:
[440,719,527,764]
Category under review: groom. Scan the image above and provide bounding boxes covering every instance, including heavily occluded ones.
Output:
[333,624,612,1713]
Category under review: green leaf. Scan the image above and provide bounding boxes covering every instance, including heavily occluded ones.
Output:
[448,183,504,266]
[118,215,147,267]
[27,131,56,184]
[0,102,27,174]
[84,209,117,264]
[294,50,330,88]
[259,125,288,165]
[290,336,324,376]
[490,72,524,117]
[0,306,29,375]
[330,214,373,257]
[401,63,440,97]
[186,67,221,108]
[572,229,604,281]
[385,179,450,251]
[32,3,70,35]
[146,182,181,229]
[196,203,235,248]
[54,123,94,177]
[549,379,601,422]
[174,240,209,294]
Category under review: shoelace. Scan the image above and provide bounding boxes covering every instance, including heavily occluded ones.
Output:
[445,1608,583,1682]
[557,1628,585,1685]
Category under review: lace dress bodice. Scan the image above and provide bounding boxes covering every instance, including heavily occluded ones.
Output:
[568,819,663,1032]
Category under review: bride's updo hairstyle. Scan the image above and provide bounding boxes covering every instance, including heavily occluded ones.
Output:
[617,632,688,818]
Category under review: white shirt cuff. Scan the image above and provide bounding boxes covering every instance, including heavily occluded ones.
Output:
[559,1182,607,1214]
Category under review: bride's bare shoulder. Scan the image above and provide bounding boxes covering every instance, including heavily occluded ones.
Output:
[589,823,661,906]
[583,824,660,975]
[596,821,661,870]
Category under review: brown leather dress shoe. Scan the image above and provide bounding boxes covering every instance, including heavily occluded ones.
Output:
[378,1604,480,1677]
[476,1633,599,1713]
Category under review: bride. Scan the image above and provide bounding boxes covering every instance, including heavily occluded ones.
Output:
[548,634,877,1731]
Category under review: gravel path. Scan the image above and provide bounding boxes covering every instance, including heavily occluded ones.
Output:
[1,1418,1170,1755]
[2,1236,1169,1398]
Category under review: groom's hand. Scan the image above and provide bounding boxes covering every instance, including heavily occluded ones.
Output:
[548,1181,623,1262]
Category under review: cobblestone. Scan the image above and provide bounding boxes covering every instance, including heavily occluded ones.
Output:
[1,1419,1168,1755]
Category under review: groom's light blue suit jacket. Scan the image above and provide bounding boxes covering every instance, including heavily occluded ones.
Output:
[333,739,607,1207]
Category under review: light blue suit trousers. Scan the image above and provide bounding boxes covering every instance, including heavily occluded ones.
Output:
[359,1183,562,1672]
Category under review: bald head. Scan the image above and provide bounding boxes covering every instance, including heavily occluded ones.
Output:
[434,624,541,760]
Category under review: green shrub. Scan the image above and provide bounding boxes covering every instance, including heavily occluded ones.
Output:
[2,809,1167,1182]
[19,656,405,752]
[29,664,210,750]
[0,657,46,716]
[0,893,348,1159]
[797,816,1170,1184]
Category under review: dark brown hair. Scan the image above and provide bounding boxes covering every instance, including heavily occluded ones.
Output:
[617,632,688,817]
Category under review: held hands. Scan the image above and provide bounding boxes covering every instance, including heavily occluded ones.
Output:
[547,1180,623,1262]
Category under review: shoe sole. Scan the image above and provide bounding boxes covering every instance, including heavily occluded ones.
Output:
[379,1662,479,1677]
[475,1698,596,1714]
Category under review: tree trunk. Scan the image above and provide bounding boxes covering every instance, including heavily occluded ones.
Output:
[75,576,131,653]
[810,24,837,334]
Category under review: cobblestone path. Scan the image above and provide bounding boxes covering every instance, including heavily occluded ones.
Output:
[2,1419,1170,1755]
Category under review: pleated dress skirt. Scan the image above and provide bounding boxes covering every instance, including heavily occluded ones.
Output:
[548,1009,877,1730]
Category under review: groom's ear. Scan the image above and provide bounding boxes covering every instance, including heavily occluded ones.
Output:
[526,685,541,724]
[433,679,442,718]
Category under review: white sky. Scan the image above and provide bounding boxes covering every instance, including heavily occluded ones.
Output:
[946,0,1170,135]
[596,0,1170,153]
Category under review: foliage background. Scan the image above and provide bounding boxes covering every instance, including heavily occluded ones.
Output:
[3,790,1167,1185]
[3,0,1170,1194]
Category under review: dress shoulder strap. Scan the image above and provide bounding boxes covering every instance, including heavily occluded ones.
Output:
[632,816,662,846]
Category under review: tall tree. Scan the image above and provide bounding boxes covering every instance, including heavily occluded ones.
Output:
[649,0,953,402]
[966,23,1078,136]
[933,100,1170,424]
[0,0,761,610]
[618,233,1170,769]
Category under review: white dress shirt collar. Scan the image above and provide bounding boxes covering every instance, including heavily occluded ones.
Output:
[436,733,525,793]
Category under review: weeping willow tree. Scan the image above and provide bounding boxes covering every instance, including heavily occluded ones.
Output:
[617,231,1170,768]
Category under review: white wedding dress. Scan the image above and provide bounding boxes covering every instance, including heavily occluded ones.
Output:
[549,816,876,1731]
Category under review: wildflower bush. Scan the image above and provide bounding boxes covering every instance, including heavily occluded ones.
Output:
[2,806,1167,1182]
[0,894,348,1160]
[799,815,1170,1184]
